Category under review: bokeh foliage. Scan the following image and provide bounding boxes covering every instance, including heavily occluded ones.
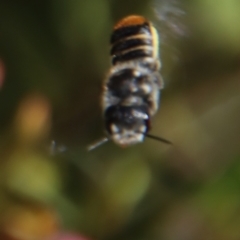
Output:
[0,0,240,239]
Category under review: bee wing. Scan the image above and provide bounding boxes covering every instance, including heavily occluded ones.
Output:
[153,0,187,42]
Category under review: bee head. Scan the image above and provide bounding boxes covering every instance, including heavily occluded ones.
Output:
[105,105,150,147]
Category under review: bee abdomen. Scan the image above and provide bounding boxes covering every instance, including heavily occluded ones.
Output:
[111,22,151,44]
[112,48,153,65]
[110,15,155,65]
[111,38,152,56]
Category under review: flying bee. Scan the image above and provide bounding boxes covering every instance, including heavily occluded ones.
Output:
[88,15,171,151]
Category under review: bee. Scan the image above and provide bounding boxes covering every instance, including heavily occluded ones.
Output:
[88,15,171,151]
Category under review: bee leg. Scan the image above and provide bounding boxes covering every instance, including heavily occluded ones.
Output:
[153,73,164,89]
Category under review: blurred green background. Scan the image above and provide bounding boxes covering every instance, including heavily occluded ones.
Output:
[0,0,240,240]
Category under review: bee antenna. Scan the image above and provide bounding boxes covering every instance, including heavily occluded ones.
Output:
[87,137,109,151]
[144,133,172,145]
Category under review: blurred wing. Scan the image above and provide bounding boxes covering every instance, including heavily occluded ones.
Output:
[153,0,187,42]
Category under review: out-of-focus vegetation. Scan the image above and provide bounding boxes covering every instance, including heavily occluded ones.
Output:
[0,0,240,239]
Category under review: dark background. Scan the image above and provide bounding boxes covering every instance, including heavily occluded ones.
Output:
[0,0,240,239]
